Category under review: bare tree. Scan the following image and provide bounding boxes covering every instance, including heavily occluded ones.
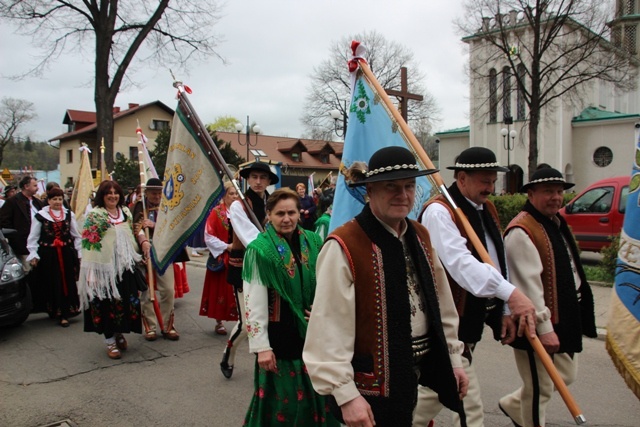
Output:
[0,0,223,170]
[0,97,36,167]
[458,0,637,178]
[301,30,440,142]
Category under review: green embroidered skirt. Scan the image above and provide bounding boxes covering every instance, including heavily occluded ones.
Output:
[243,358,339,426]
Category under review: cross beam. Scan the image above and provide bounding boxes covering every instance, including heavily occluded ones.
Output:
[384,67,423,122]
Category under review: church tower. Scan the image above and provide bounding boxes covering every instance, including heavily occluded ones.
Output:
[610,0,640,56]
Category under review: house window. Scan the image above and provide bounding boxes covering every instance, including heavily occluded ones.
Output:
[502,66,511,121]
[593,146,613,167]
[66,149,73,164]
[517,63,526,120]
[489,68,498,123]
[151,119,170,131]
[291,152,301,162]
[320,153,330,164]
[129,146,139,161]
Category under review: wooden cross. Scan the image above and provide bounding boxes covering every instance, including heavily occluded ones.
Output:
[384,67,423,122]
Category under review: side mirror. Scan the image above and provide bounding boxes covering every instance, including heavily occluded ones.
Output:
[565,203,573,214]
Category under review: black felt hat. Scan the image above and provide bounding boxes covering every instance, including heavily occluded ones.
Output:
[520,167,574,192]
[239,162,279,185]
[2,185,16,197]
[348,146,438,187]
[447,147,508,172]
[144,177,164,190]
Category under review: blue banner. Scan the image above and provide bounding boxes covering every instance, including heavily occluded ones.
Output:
[329,72,435,232]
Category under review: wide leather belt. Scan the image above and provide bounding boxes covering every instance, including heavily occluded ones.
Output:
[412,335,431,363]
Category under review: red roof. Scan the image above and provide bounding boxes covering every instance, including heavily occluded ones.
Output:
[215,131,342,170]
[49,101,174,142]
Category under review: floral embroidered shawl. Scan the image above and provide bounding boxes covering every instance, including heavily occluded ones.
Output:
[77,206,142,308]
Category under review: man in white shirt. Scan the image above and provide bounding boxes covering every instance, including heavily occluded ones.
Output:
[220,161,279,379]
[304,146,468,427]
[417,147,536,426]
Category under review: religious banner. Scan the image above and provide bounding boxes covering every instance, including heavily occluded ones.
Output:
[606,126,640,400]
[329,43,435,232]
[71,144,95,227]
[151,97,224,275]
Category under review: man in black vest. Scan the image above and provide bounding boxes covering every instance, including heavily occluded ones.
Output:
[499,168,596,427]
[417,147,536,426]
[304,146,467,427]
[220,162,278,379]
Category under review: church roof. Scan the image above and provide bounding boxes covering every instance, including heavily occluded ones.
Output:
[435,125,470,135]
[572,107,640,123]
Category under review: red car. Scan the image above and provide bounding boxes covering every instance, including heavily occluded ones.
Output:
[559,176,630,252]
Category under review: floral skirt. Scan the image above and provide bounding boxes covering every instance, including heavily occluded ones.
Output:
[83,269,142,336]
[243,358,339,426]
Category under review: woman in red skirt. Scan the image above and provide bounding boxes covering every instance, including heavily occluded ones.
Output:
[199,182,239,334]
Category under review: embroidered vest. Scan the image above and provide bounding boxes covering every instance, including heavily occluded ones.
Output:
[328,207,461,425]
[505,210,597,352]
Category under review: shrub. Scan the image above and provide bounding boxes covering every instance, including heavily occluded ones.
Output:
[488,193,527,230]
[600,233,621,279]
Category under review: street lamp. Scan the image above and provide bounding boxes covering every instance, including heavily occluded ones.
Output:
[235,115,261,162]
[501,116,517,192]
[328,100,348,138]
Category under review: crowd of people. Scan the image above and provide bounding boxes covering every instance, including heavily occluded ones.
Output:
[0,146,596,426]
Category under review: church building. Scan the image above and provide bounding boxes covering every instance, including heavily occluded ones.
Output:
[437,3,640,193]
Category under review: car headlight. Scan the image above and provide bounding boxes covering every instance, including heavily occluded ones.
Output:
[2,258,24,282]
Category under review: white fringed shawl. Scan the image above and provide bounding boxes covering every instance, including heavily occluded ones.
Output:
[77,207,142,309]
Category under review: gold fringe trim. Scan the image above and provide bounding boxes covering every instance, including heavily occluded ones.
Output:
[606,333,640,400]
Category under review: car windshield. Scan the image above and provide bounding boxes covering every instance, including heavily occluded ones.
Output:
[0,231,14,260]
[572,186,614,213]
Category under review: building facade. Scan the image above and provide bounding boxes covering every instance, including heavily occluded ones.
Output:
[438,4,640,193]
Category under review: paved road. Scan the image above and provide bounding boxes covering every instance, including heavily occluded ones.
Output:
[1,260,638,426]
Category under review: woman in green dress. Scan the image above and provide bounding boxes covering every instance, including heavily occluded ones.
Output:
[242,188,337,426]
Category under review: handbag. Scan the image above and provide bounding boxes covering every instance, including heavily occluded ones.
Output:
[206,253,225,272]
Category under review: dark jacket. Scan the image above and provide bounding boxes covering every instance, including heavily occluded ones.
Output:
[0,192,44,255]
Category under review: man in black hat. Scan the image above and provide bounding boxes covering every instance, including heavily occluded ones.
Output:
[133,177,184,341]
[417,147,536,426]
[499,168,596,427]
[303,146,467,427]
[220,161,279,379]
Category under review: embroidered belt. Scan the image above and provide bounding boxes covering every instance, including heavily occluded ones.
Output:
[412,335,431,363]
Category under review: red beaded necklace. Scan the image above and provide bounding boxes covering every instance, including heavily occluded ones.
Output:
[107,208,121,220]
[50,208,64,222]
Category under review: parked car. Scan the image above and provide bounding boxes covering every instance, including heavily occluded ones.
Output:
[559,176,630,252]
[0,229,31,327]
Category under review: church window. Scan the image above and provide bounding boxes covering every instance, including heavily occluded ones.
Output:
[625,24,637,54]
[517,64,526,120]
[625,0,635,14]
[593,146,613,167]
[502,66,512,121]
[489,68,498,123]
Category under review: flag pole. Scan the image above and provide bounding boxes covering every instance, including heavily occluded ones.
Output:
[172,79,264,232]
[357,58,585,425]
[137,135,164,333]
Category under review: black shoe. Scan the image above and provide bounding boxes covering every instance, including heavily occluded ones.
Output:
[220,360,233,379]
[498,403,522,427]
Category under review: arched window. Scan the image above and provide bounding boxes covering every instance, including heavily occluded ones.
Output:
[502,66,511,121]
[489,68,497,123]
[517,63,526,120]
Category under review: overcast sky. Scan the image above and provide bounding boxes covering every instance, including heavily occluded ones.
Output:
[0,0,471,142]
